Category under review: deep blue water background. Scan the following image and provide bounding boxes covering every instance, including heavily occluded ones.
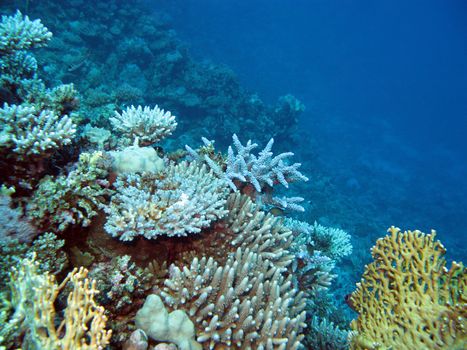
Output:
[152,1,467,261]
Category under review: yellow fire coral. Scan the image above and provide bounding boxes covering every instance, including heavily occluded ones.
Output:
[349,227,466,350]
[1,255,111,349]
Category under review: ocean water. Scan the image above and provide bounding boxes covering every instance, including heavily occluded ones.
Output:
[1,0,466,348]
[156,0,467,262]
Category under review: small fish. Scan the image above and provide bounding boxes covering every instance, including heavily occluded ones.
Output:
[67,51,90,72]
[344,293,356,311]
[269,207,285,217]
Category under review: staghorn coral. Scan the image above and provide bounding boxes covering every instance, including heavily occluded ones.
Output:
[0,103,76,158]
[104,161,229,241]
[203,134,308,193]
[0,255,111,349]
[159,247,307,349]
[110,105,177,147]
[0,11,52,54]
[27,151,112,232]
[349,226,467,350]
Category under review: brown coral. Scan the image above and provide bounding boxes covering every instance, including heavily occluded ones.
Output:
[349,226,466,350]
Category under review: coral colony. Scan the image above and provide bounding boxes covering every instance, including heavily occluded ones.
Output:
[0,7,465,350]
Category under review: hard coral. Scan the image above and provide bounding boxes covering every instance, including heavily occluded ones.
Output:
[159,247,307,349]
[110,105,177,147]
[0,255,111,349]
[349,226,466,350]
[105,161,229,241]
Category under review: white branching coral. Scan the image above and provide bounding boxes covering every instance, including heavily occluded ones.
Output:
[0,11,52,54]
[0,103,76,157]
[159,247,307,349]
[186,135,308,211]
[104,161,229,241]
[284,219,352,262]
[110,105,177,146]
[202,134,308,192]
[226,193,295,269]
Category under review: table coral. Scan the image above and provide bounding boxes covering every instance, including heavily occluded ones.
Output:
[104,161,229,241]
[349,226,466,350]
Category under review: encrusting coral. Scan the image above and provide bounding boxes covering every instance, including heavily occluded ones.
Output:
[0,255,111,349]
[349,226,466,350]
[0,187,37,243]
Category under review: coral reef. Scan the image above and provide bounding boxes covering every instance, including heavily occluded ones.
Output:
[0,103,76,157]
[27,151,112,232]
[2,4,462,350]
[349,227,467,350]
[110,105,177,147]
[136,294,202,350]
[159,247,307,349]
[0,11,52,53]
[0,256,111,349]
[308,316,349,350]
[0,188,36,243]
[105,161,229,241]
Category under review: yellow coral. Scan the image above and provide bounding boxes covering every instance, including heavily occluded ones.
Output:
[349,226,466,350]
[2,256,111,349]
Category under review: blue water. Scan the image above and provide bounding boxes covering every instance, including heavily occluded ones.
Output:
[154,0,467,261]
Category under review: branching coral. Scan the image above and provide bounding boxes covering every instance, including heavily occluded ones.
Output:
[27,151,112,232]
[159,247,307,349]
[308,316,349,350]
[0,11,52,106]
[285,219,352,263]
[0,11,52,54]
[110,105,177,146]
[0,255,111,349]
[225,192,295,269]
[105,161,229,241]
[0,103,76,157]
[206,134,308,192]
[349,226,467,350]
